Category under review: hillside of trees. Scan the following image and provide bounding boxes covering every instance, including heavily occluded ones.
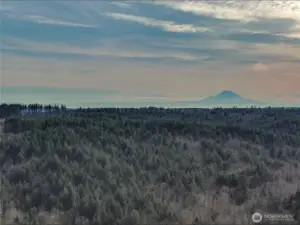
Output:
[0,104,300,225]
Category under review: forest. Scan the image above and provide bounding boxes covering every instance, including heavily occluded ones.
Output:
[0,103,299,225]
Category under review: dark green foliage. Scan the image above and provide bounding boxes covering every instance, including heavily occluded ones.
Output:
[0,105,300,224]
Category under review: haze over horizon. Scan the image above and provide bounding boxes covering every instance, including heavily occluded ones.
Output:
[1,1,300,107]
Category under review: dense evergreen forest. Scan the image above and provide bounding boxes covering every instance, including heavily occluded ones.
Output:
[0,103,300,225]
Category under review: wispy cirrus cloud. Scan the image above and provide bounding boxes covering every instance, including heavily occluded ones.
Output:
[155,1,300,40]
[6,13,96,28]
[3,37,206,61]
[110,2,131,8]
[24,15,96,28]
[103,12,211,33]
[156,1,300,22]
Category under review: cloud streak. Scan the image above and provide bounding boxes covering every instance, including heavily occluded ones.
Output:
[25,15,96,27]
[103,12,211,33]
[157,1,300,22]
[6,13,96,28]
[3,38,206,61]
[111,2,131,8]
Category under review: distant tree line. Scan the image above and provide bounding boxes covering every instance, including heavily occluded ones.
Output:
[0,103,67,118]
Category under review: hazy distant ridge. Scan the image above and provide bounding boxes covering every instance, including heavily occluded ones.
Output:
[198,90,265,106]
[178,90,299,108]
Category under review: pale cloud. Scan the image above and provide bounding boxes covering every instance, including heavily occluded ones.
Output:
[103,12,211,33]
[251,63,270,72]
[214,41,300,61]
[136,36,300,61]
[3,38,206,61]
[285,24,300,38]
[155,1,300,40]
[232,62,300,102]
[231,28,300,40]
[111,2,131,8]
[157,1,300,22]
[156,1,256,22]
[6,13,96,28]
[25,15,96,27]
[249,43,300,60]
[285,33,300,38]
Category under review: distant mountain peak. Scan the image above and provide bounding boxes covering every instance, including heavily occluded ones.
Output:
[217,90,241,98]
[197,90,263,107]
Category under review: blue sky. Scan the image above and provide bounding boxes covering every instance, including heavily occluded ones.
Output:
[1,0,300,107]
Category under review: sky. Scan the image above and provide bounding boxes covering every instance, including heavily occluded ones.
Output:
[1,0,300,107]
